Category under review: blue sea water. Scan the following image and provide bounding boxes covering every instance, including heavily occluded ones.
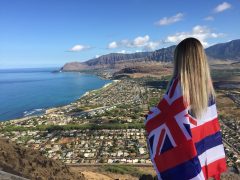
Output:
[0,68,111,121]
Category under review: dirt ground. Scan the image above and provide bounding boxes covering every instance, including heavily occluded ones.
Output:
[216,90,240,119]
[70,165,240,180]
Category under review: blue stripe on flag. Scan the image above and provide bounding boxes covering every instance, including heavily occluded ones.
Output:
[149,135,154,154]
[208,94,215,106]
[161,134,174,154]
[160,156,202,180]
[195,131,223,155]
[166,78,174,95]
[183,123,192,137]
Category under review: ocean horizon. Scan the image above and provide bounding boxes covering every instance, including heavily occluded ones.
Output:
[0,68,112,121]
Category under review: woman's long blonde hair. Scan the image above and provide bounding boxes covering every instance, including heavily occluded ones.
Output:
[171,37,215,119]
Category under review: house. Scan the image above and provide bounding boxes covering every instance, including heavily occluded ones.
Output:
[117,150,123,157]
[108,159,113,163]
[132,159,139,163]
[139,147,146,155]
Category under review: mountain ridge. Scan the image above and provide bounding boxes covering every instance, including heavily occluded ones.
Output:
[206,39,240,60]
[61,39,240,71]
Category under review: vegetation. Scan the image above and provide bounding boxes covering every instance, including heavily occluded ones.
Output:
[70,104,102,112]
[211,69,240,80]
[1,123,145,132]
[18,135,33,143]
[148,97,160,107]
[101,164,143,177]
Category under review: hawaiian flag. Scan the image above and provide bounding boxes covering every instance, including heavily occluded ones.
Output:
[144,76,227,180]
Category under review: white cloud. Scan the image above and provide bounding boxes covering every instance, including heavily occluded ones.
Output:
[165,25,224,47]
[117,50,127,54]
[95,55,100,58]
[108,41,118,49]
[214,2,231,13]
[107,35,160,51]
[144,41,160,51]
[133,35,150,46]
[204,16,214,21]
[108,35,161,53]
[69,44,90,52]
[155,13,184,26]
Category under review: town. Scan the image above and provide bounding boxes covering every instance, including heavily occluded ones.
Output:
[0,78,239,175]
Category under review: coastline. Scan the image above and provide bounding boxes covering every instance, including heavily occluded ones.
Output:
[45,79,118,114]
[1,77,117,124]
[80,79,120,98]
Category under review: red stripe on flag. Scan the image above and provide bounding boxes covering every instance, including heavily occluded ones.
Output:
[154,140,197,172]
[201,158,227,180]
[201,165,207,179]
[188,115,197,126]
[191,118,220,143]
[157,96,186,116]
[145,112,165,134]
[166,117,187,145]
[156,129,166,155]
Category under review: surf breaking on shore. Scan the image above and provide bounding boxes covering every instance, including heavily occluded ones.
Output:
[5,79,118,123]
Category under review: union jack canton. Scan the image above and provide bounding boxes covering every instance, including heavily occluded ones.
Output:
[144,76,227,180]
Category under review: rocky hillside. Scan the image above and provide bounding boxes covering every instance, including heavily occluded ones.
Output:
[61,46,176,71]
[85,52,151,66]
[61,39,240,72]
[0,138,84,180]
[146,45,176,62]
[206,39,240,60]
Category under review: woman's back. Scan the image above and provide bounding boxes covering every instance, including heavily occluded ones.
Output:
[144,38,227,180]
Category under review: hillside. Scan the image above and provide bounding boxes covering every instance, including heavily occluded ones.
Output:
[85,52,151,66]
[61,45,176,71]
[206,39,240,60]
[61,39,240,72]
[0,138,84,180]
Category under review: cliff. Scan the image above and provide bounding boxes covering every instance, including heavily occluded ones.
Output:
[61,40,240,72]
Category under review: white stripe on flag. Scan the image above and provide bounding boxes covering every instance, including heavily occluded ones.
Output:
[189,104,218,128]
[144,106,160,125]
[165,81,182,105]
[198,144,226,167]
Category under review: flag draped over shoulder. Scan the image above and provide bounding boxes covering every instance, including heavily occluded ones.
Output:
[144,76,227,180]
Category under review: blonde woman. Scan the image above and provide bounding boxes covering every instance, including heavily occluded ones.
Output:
[145,38,227,180]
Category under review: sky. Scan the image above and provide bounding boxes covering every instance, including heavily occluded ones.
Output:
[0,0,239,68]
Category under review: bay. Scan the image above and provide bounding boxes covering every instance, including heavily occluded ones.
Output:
[0,68,111,121]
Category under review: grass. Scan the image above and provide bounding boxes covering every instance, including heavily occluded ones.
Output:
[148,97,160,107]
[70,104,102,112]
[101,164,143,177]
[18,135,33,143]
[1,122,145,132]
[211,69,240,80]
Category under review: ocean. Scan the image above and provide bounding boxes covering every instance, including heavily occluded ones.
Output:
[0,68,112,121]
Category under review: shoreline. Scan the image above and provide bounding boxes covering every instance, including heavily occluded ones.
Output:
[1,73,117,123]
